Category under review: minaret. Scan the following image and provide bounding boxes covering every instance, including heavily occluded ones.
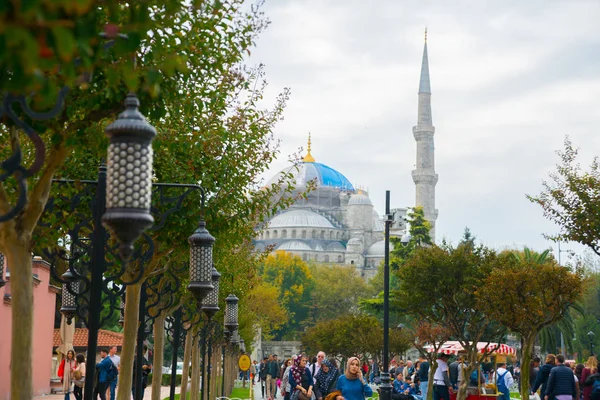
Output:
[412,28,439,240]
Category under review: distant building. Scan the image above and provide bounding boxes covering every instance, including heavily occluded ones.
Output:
[254,32,438,279]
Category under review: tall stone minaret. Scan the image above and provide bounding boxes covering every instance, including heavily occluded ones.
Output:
[412,29,439,240]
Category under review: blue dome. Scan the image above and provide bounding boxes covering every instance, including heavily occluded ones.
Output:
[268,162,354,190]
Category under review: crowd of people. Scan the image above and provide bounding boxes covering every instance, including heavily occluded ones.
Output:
[56,345,151,400]
[530,354,600,400]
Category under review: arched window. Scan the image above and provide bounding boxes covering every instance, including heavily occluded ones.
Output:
[302,253,307,261]
[301,230,307,239]
[329,231,334,240]
[314,254,319,262]
[324,255,330,263]
[312,230,316,239]
[337,255,343,263]
[320,230,325,240]
[266,231,270,239]
[273,230,278,239]
[350,260,355,265]
[336,232,341,240]
[282,230,287,238]
[291,230,296,239]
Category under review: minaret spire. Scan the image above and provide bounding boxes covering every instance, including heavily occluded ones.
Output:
[303,132,315,162]
[412,29,439,240]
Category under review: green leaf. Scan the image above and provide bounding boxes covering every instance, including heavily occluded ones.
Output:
[51,26,77,62]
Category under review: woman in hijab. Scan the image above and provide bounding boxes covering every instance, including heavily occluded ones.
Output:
[334,356,373,400]
[315,359,340,400]
[289,354,315,400]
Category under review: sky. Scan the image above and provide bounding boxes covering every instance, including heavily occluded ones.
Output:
[249,0,600,259]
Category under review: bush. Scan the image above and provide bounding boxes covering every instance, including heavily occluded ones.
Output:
[147,373,183,387]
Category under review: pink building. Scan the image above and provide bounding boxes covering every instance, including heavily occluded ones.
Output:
[0,256,59,399]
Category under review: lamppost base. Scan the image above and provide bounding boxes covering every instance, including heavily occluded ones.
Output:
[379,372,392,400]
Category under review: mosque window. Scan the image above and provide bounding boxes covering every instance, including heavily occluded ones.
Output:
[302,253,307,261]
[266,231,270,239]
[329,231,334,240]
[292,230,296,238]
[301,230,306,239]
[337,255,342,263]
[336,232,341,240]
[273,230,278,239]
[312,230,316,239]
[320,230,325,240]
[350,260,354,265]
[324,255,330,263]
[282,230,287,238]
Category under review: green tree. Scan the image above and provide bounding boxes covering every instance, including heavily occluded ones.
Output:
[411,321,452,400]
[475,249,584,400]
[528,137,600,255]
[259,251,316,339]
[246,282,289,340]
[309,264,373,322]
[396,243,507,400]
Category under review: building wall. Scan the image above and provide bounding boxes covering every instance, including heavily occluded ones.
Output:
[0,257,58,399]
[261,341,302,361]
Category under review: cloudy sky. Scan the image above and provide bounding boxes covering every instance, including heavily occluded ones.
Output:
[250,0,600,258]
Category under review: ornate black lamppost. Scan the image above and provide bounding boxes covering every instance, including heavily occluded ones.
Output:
[201,267,221,400]
[188,219,216,304]
[222,294,239,396]
[380,190,393,400]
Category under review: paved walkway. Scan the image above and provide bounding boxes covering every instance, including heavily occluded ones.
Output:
[33,385,180,400]
[251,379,283,400]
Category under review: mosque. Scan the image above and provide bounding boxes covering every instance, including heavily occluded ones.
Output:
[254,33,439,279]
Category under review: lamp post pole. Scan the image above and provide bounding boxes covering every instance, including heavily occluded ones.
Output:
[380,190,393,400]
[588,331,595,356]
[169,308,183,400]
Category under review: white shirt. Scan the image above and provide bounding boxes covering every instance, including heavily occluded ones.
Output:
[110,354,121,368]
[495,367,514,389]
[457,362,468,384]
[434,359,449,386]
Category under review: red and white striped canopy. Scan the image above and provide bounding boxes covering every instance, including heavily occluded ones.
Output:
[424,341,516,356]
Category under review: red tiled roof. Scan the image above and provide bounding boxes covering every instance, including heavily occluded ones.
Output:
[53,328,123,348]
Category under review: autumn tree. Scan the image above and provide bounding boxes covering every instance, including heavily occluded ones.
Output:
[246,282,289,340]
[411,321,452,400]
[396,243,507,400]
[528,137,600,255]
[476,249,584,400]
[259,251,316,339]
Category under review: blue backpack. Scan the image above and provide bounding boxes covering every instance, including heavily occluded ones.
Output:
[592,379,600,393]
[107,361,118,382]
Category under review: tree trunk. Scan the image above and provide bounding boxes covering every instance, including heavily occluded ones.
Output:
[151,311,166,400]
[521,334,536,400]
[180,330,193,400]
[117,283,142,400]
[8,241,34,399]
[191,329,201,400]
[427,362,438,400]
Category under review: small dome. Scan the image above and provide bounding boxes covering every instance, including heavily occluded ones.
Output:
[367,240,395,257]
[269,209,334,229]
[348,192,372,206]
[276,240,312,251]
[327,242,346,251]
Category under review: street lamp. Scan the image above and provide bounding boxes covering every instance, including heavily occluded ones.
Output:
[201,266,221,400]
[588,331,595,356]
[102,93,157,261]
[380,190,393,400]
[223,294,239,396]
[188,219,215,304]
[60,281,79,325]
[0,253,5,288]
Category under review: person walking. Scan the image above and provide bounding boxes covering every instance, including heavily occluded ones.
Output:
[107,345,120,400]
[132,344,152,399]
[289,355,315,400]
[534,354,557,397]
[545,355,576,400]
[95,348,113,400]
[530,357,542,392]
[494,363,514,400]
[72,354,86,400]
[418,356,430,400]
[432,353,452,400]
[260,357,268,398]
[582,357,598,400]
[333,357,373,400]
[251,361,257,386]
[281,357,295,400]
[314,359,340,400]
[58,350,77,400]
[266,354,279,399]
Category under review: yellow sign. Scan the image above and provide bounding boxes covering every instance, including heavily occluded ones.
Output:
[238,354,251,371]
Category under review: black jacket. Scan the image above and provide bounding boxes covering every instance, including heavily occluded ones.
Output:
[533,363,555,395]
[545,364,576,397]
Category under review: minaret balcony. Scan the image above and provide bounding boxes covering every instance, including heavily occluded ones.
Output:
[413,125,435,134]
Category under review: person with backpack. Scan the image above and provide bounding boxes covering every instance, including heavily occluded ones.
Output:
[545,355,576,400]
[583,368,600,400]
[494,363,514,400]
[95,348,115,400]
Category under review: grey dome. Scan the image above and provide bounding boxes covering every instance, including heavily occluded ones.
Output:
[348,193,372,206]
[367,240,395,257]
[269,209,334,228]
[277,240,312,251]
